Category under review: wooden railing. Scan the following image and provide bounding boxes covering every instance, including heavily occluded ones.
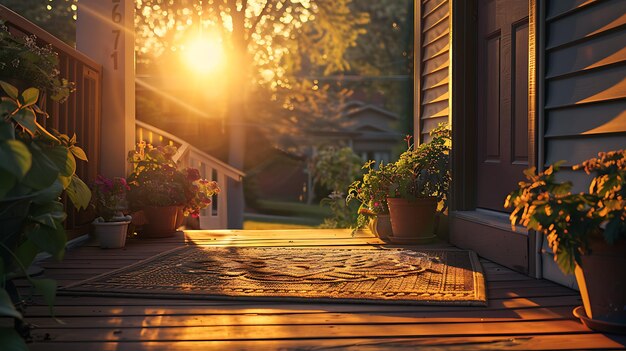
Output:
[1,6,102,239]
[136,121,244,229]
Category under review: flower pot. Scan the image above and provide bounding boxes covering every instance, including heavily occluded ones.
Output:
[387,197,437,244]
[573,236,626,333]
[137,206,180,238]
[368,214,393,240]
[92,220,130,249]
[175,206,185,229]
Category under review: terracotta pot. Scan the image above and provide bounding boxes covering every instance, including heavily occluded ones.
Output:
[175,207,185,229]
[368,214,393,239]
[574,236,626,325]
[92,220,130,249]
[387,197,437,243]
[138,206,179,238]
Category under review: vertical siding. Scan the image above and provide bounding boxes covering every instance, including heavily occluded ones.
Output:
[417,0,451,143]
[542,0,626,186]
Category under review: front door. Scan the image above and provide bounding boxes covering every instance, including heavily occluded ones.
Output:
[475,0,530,211]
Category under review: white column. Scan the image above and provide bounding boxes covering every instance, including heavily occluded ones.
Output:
[76,0,135,177]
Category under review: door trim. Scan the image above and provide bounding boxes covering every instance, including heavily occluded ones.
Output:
[449,0,540,276]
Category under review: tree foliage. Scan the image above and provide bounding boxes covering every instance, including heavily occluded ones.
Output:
[0,0,77,45]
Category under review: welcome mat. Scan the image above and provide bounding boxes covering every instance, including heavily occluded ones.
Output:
[61,247,486,306]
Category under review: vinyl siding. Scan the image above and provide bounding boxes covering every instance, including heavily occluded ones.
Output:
[417,0,450,143]
[542,0,626,181]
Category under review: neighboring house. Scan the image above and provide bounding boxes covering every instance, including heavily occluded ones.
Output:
[414,0,626,287]
[342,101,404,163]
[307,101,403,164]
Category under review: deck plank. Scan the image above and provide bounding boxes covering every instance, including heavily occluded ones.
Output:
[28,334,626,351]
[20,230,620,350]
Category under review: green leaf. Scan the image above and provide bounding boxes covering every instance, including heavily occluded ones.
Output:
[25,223,66,261]
[0,327,29,351]
[10,108,37,136]
[30,278,57,316]
[31,180,64,203]
[30,201,65,221]
[20,88,39,107]
[0,289,23,319]
[70,145,88,162]
[65,174,91,210]
[0,140,32,179]
[0,169,17,199]
[21,144,59,190]
[0,81,18,100]
[15,240,39,273]
[44,146,74,178]
[35,122,60,143]
[0,121,15,141]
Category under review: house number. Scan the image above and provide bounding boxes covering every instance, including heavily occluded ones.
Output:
[111,0,121,70]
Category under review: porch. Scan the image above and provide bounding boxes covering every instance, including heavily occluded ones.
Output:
[19,230,625,350]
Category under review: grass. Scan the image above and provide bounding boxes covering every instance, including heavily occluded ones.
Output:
[254,199,331,218]
[243,221,317,230]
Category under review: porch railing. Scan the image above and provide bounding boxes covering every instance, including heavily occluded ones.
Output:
[0,5,102,239]
[135,121,244,229]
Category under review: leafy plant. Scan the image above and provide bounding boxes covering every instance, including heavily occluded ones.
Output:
[0,81,90,348]
[180,167,221,218]
[127,143,220,217]
[0,23,74,102]
[126,143,187,209]
[313,146,362,228]
[91,175,130,222]
[347,160,395,230]
[388,124,451,207]
[505,150,626,274]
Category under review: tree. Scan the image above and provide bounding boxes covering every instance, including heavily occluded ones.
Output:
[0,0,77,45]
[134,0,368,227]
[134,1,367,162]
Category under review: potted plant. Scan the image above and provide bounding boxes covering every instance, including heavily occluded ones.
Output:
[91,175,132,248]
[347,160,395,239]
[126,143,186,238]
[385,124,451,243]
[505,150,626,333]
[180,167,220,227]
[126,144,221,236]
[0,81,90,347]
[0,23,74,102]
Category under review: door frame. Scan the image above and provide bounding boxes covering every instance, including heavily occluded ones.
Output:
[448,0,541,276]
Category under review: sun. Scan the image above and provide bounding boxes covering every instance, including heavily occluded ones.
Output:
[182,35,225,74]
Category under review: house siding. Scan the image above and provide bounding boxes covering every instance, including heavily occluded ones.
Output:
[542,0,626,185]
[416,0,451,143]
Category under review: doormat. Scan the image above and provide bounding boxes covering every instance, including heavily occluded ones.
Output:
[61,247,486,306]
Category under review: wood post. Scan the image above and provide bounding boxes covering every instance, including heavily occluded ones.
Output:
[76,0,135,177]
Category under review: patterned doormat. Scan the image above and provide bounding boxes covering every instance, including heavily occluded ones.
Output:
[61,247,486,306]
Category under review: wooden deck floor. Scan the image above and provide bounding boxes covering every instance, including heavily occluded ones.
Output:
[18,230,626,350]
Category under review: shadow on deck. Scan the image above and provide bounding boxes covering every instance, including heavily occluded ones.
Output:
[17,230,626,350]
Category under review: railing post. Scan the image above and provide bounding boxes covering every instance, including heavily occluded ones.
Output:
[77,0,135,177]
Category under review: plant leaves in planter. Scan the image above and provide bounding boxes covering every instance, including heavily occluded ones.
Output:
[65,174,91,210]
[0,139,31,179]
[24,223,66,261]
[0,288,22,320]
[21,144,59,190]
[20,87,39,107]
[0,327,29,351]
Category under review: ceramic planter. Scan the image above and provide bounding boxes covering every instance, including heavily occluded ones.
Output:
[92,219,131,249]
[387,197,437,244]
[573,236,626,333]
[138,205,180,238]
[368,214,393,240]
